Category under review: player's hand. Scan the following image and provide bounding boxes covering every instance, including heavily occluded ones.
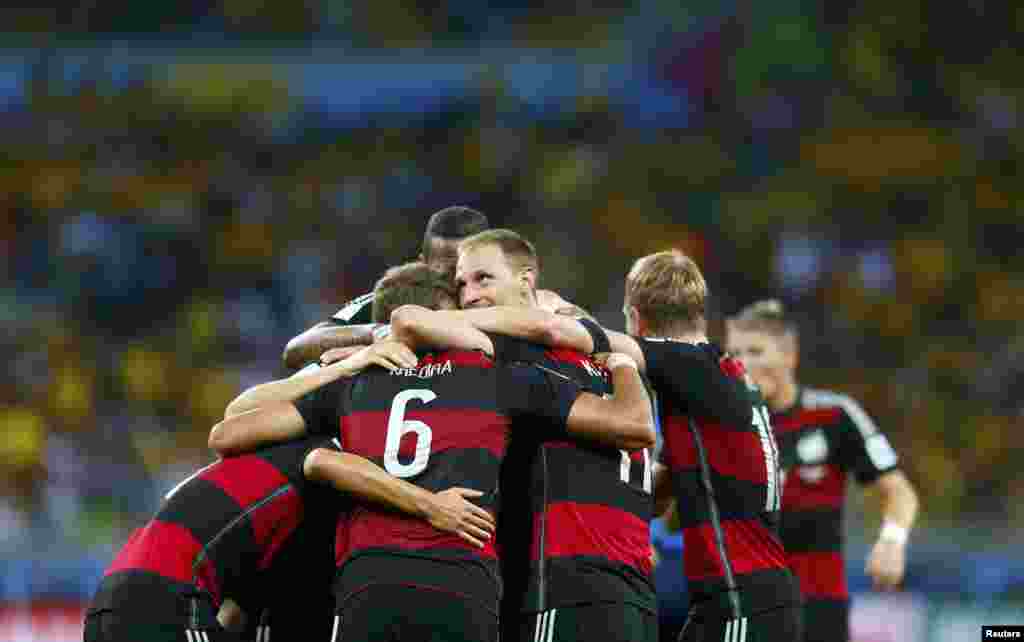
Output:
[319,346,363,366]
[426,488,496,549]
[346,340,418,372]
[536,289,570,313]
[591,352,637,371]
[866,537,906,591]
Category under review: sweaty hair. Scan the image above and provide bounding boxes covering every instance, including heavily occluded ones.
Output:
[457,228,540,276]
[372,262,457,323]
[422,206,490,260]
[625,250,707,336]
[727,299,799,343]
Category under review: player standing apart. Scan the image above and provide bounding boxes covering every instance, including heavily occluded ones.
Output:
[725,300,919,642]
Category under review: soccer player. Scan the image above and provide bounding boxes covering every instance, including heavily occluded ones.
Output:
[725,300,919,642]
[454,250,803,642]
[208,261,655,642]
[281,205,490,370]
[450,230,659,642]
[85,423,495,642]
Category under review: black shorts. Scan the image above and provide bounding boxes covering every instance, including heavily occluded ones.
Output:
[677,603,802,642]
[516,603,657,642]
[333,585,498,642]
[83,611,246,642]
[801,598,849,642]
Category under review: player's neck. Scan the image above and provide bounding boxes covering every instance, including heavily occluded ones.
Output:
[770,380,800,412]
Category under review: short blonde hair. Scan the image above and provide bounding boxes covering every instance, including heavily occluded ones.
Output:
[625,250,707,335]
[726,299,799,345]
[458,229,540,276]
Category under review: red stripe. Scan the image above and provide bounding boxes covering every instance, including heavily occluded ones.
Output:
[199,455,290,513]
[343,507,498,562]
[419,350,494,368]
[106,521,221,603]
[772,408,842,435]
[661,416,768,485]
[342,409,509,459]
[781,465,846,510]
[682,520,789,582]
[787,551,848,599]
[334,515,350,567]
[533,502,652,575]
[249,487,304,570]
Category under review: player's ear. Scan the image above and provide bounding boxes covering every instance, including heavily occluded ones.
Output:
[520,266,537,289]
[782,335,799,371]
[418,252,426,262]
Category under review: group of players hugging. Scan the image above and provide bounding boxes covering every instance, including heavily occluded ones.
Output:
[85,207,918,642]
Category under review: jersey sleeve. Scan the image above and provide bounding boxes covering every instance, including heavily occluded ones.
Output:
[499,363,582,433]
[487,333,548,364]
[834,396,900,483]
[637,338,752,427]
[328,292,375,326]
[293,378,349,438]
[258,436,343,489]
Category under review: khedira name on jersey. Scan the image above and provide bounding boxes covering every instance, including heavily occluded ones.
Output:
[390,360,454,378]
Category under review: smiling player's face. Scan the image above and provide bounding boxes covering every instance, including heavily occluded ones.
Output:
[455,245,530,309]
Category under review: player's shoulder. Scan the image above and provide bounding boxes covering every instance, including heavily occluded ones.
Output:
[801,387,878,437]
[331,291,375,323]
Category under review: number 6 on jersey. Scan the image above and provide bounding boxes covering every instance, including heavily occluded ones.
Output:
[383,389,436,478]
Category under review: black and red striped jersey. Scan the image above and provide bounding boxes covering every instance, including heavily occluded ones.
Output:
[772,387,900,602]
[88,437,341,625]
[500,344,656,615]
[639,338,798,613]
[295,344,582,615]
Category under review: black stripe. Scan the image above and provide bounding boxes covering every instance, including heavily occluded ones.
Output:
[335,550,501,615]
[541,445,653,521]
[89,571,215,624]
[671,470,779,530]
[779,507,844,553]
[522,555,656,613]
[686,567,799,614]
[158,478,257,585]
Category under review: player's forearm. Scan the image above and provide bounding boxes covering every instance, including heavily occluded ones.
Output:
[224,354,366,419]
[569,362,655,450]
[209,402,307,456]
[304,449,436,519]
[652,463,674,516]
[605,329,647,371]
[606,362,657,448]
[457,306,594,353]
[875,472,919,532]
[390,305,492,354]
[282,324,375,370]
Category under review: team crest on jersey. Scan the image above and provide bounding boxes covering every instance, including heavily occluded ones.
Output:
[796,429,829,464]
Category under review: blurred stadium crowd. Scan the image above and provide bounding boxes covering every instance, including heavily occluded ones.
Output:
[1,0,1021,606]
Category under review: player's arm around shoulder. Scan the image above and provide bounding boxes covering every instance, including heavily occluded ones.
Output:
[224,341,418,419]
[282,322,378,371]
[389,304,494,355]
[209,401,310,457]
[566,353,656,450]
